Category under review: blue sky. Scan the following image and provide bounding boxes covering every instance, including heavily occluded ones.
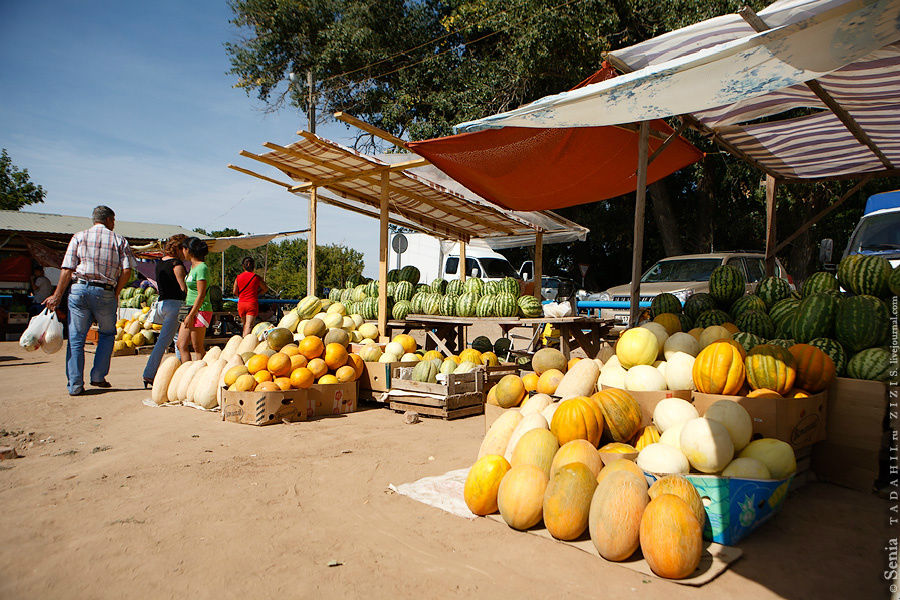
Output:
[0,0,383,275]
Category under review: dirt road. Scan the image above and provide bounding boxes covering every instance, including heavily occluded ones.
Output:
[0,342,892,599]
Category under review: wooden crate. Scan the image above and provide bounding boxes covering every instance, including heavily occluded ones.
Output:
[389,366,485,420]
[484,364,520,388]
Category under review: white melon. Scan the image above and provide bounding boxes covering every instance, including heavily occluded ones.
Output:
[722,457,771,479]
[636,443,690,475]
[639,322,669,358]
[624,364,667,391]
[738,438,796,479]
[653,397,699,432]
[664,352,696,391]
[679,417,734,474]
[663,332,700,359]
[703,400,753,452]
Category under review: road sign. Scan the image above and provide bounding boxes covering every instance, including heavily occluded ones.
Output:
[392,233,408,254]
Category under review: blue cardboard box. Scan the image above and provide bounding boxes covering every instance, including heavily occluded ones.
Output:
[646,472,794,545]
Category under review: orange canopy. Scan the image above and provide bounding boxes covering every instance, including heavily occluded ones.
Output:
[407,64,703,211]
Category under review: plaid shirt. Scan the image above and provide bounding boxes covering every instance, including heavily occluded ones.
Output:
[62,223,136,285]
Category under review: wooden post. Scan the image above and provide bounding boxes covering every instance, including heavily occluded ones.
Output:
[765,175,778,276]
[221,251,225,294]
[263,243,269,279]
[629,121,650,326]
[378,171,390,337]
[307,186,317,295]
[458,240,466,282]
[533,231,543,300]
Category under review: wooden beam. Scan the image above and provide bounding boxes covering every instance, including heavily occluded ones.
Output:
[774,175,872,254]
[458,240,466,282]
[613,121,671,142]
[629,121,650,326]
[306,193,433,235]
[378,170,390,337]
[227,164,293,188]
[333,112,409,150]
[308,186,317,296]
[533,231,543,300]
[268,140,515,235]
[288,157,431,192]
[764,175,778,276]
[646,118,689,167]
[738,6,893,170]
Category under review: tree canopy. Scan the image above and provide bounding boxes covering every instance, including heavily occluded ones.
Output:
[1,149,47,211]
[227,0,898,289]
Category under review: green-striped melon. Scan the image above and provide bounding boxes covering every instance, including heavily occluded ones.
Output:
[767,338,795,349]
[495,292,519,318]
[683,293,716,321]
[808,337,847,376]
[394,281,414,301]
[839,254,891,297]
[835,295,888,353]
[801,271,838,298]
[498,277,520,296]
[439,295,457,317]
[651,293,683,317]
[456,292,478,317]
[694,309,730,328]
[476,295,496,318]
[732,331,763,354]
[846,347,891,381]
[730,294,766,320]
[793,293,837,343]
[392,300,411,320]
[446,279,464,297]
[735,309,775,339]
[518,295,543,318]
[709,265,745,306]
[463,277,483,295]
[755,276,792,309]
[889,266,900,296]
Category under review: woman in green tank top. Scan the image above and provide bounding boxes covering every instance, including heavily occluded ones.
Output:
[176,237,212,363]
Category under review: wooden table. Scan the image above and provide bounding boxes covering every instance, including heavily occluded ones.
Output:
[401,315,613,359]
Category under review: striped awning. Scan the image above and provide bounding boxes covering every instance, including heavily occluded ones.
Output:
[457,0,900,182]
[231,133,577,242]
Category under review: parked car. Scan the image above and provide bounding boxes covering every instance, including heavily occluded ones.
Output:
[539,276,579,302]
[587,252,793,328]
[839,189,900,267]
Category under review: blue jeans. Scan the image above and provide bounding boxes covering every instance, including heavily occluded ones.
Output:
[142,299,183,380]
[66,283,117,393]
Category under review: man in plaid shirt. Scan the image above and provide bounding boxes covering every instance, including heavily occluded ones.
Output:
[45,206,136,395]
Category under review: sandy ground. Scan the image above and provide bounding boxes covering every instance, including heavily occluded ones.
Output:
[0,340,894,600]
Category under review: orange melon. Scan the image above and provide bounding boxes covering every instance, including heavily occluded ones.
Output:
[589,470,649,561]
[653,313,682,335]
[323,342,348,370]
[289,367,314,389]
[334,365,357,383]
[497,465,549,530]
[307,358,328,378]
[596,458,644,484]
[246,354,269,375]
[550,439,603,479]
[253,370,273,384]
[522,372,540,393]
[298,335,324,360]
[255,381,280,392]
[393,334,417,354]
[346,353,365,378]
[233,373,257,392]
[550,397,604,447]
[280,344,299,357]
[289,354,308,371]
[567,357,581,371]
[267,352,292,377]
[543,462,598,540]
[746,388,782,398]
[639,494,703,580]
[495,374,526,408]
[318,374,339,385]
[536,369,564,396]
[464,454,511,515]
[647,475,705,528]
[273,377,292,391]
[510,428,559,479]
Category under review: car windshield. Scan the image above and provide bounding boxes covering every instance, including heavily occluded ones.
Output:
[641,258,722,282]
[480,257,518,278]
[542,278,559,289]
[848,212,900,253]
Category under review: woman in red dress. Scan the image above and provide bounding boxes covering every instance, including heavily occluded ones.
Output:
[232,257,268,336]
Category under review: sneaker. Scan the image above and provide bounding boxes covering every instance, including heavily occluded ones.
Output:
[90,380,112,388]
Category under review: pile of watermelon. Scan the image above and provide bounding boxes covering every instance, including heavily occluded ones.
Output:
[646,257,896,382]
[118,283,158,309]
[328,273,543,320]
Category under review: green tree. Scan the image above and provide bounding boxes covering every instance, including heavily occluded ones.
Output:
[1,149,46,210]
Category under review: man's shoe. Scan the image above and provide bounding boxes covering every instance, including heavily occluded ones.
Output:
[90,380,112,388]
[69,388,84,396]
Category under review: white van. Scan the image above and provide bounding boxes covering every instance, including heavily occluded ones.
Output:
[388,233,520,283]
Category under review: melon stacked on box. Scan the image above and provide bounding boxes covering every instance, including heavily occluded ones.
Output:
[470,351,796,579]
[148,295,371,407]
[113,307,162,353]
[327,268,544,321]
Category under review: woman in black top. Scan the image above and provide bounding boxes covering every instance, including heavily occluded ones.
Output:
[141,234,187,387]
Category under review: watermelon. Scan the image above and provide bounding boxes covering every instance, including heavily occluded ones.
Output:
[399,265,420,284]
[792,293,837,343]
[498,277,520,296]
[483,280,499,296]
[684,293,716,321]
[808,337,847,376]
[476,295,496,318]
[431,278,447,294]
[439,295,457,317]
[709,265,745,306]
[471,336,493,353]
[494,292,519,318]
[755,276,793,309]
[838,254,890,297]
[387,269,400,283]
[363,297,379,320]
[388,281,398,297]
[889,266,900,296]
[464,278,483,296]
[394,281,414,302]
[392,300,412,321]
[493,337,512,357]
[650,293,682,317]
[835,295,888,353]
[328,288,342,302]
[416,283,430,293]
[363,281,377,297]
[775,311,798,339]
[517,295,543,318]
[846,347,891,381]
[767,338,795,349]
[340,288,353,304]
[730,294,766,320]
[732,331,763,354]
[422,294,441,316]
[694,309,730,328]
[352,285,367,302]
[735,309,775,339]
[801,272,838,298]
[677,312,694,332]
[456,292,478,317]
[446,279,464,297]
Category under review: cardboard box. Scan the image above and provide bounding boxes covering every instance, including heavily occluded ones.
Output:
[600,386,692,428]
[646,472,794,546]
[221,389,311,426]
[812,377,888,491]
[484,402,509,434]
[692,391,826,450]
[360,360,418,392]
[221,382,357,426]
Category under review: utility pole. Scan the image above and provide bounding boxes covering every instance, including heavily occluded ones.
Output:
[290,69,318,295]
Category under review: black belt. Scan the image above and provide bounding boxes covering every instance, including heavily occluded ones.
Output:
[74,278,115,290]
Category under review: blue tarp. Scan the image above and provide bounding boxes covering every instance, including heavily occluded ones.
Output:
[864,190,900,215]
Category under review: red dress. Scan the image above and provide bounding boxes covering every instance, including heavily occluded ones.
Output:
[235,271,261,317]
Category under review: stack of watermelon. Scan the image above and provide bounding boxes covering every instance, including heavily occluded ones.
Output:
[118,284,158,309]
[328,273,543,321]
[643,259,895,382]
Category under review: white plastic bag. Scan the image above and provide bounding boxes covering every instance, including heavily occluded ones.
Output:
[19,308,52,351]
[40,311,64,354]
[146,300,160,325]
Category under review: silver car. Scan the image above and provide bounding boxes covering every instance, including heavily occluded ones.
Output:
[588,253,793,328]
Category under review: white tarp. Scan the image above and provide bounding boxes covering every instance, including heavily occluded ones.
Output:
[205,229,308,252]
[454,0,900,133]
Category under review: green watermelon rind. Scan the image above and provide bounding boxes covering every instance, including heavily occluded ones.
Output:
[709,265,745,306]
[735,309,775,339]
[755,276,792,309]
[684,293,717,321]
[835,295,888,353]
[801,272,839,298]
[650,293,683,318]
[694,309,730,328]
[808,337,847,376]
[845,347,891,381]
[730,294,766,321]
[793,293,837,343]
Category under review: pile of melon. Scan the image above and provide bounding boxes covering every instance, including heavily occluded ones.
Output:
[149,295,366,408]
[113,307,161,353]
